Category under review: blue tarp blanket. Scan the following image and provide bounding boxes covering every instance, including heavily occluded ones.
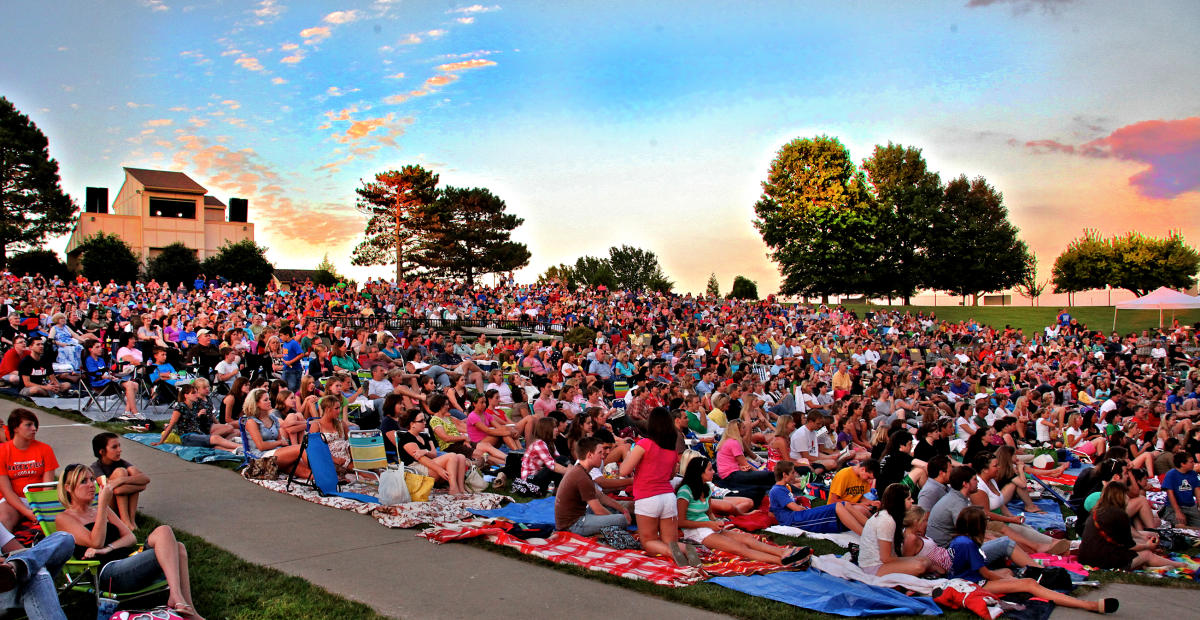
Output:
[469,496,554,525]
[1005,498,1065,531]
[710,569,942,617]
[124,433,244,464]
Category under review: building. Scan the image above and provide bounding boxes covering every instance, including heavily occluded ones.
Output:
[65,167,254,270]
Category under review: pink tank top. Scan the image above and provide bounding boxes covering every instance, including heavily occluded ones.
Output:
[631,438,679,500]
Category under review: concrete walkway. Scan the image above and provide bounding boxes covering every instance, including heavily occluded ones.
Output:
[14,402,723,620]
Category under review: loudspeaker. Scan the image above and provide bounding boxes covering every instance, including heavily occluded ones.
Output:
[85,187,108,213]
[228,198,248,222]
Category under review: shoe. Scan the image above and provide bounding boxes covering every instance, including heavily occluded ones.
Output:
[1047,539,1071,556]
[682,542,702,566]
[848,543,860,565]
[666,541,694,566]
[783,546,813,567]
[492,472,508,489]
[1099,598,1119,614]
[0,561,16,593]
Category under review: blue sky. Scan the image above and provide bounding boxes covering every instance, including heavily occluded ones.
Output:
[2,0,1198,294]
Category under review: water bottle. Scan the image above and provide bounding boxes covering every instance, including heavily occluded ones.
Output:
[96,596,118,620]
[547,481,557,495]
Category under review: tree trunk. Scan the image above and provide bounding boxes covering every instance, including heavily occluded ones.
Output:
[821,293,829,305]
[903,294,911,306]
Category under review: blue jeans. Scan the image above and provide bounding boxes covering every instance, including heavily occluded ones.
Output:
[567,507,629,536]
[981,536,1017,564]
[422,366,451,388]
[282,367,301,392]
[1,531,73,620]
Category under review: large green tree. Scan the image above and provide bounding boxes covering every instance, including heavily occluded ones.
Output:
[202,239,274,290]
[571,255,618,290]
[411,186,530,284]
[0,97,77,267]
[351,165,439,281]
[76,233,139,283]
[537,263,574,286]
[8,248,69,280]
[753,135,880,303]
[145,242,201,287]
[1051,229,1112,305]
[728,275,758,300]
[1109,232,1199,296]
[608,245,673,292]
[860,142,943,304]
[926,175,1031,305]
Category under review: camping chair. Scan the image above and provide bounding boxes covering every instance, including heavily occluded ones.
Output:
[23,482,168,603]
[285,424,379,503]
[78,360,125,417]
[348,429,393,482]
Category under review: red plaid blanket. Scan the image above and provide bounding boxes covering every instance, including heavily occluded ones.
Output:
[421,520,792,585]
[1038,472,1077,487]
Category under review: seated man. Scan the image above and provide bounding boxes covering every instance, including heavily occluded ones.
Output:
[0,336,28,386]
[827,459,880,508]
[555,437,631,535]
[0,409,59,532]
[0,527,74,620]
[917,455,953,512]
[17,338,71,397]
[1160,452,1200,527]
[769,461,870,534]
[89,432,150,529]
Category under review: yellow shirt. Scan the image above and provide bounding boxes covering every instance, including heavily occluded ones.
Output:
[829,467,869,503]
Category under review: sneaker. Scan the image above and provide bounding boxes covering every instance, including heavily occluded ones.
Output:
[666,541,695,566]
[848,543,860,565]
[783,546,813,567]
[491,472,508,489]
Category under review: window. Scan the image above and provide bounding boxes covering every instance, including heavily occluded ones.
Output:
[149,197,196,219]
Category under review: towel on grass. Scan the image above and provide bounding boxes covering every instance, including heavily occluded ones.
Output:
[124,432,243,464]
[1004,498,1065,531]
[710,568,942,616]
[469,496,556,525]
[766,525,860,549]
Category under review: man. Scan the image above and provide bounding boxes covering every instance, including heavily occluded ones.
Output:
[827,459,879,507]
[0,337,28,386]
[769,461,869,535]
[928,465,977,547]
[213,347,241,390]
[0,527,74,620]
[0,410,59,532]
[917,455,953,512]
[789,411,839,470]
[365,364,394,418]
[279,327,306,392]
[18,338,70,397]
[185,329,222,374]
[588,351,614,394]
[831,362,852,399]
[555,437,631,535]
[1161,452,1200,527]
[89,432,150,529]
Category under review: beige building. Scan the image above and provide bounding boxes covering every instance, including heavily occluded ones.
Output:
[65,167,254,270]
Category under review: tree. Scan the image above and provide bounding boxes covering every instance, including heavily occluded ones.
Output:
[925,175,1031,305]
[705,273,720,298]
[537,263,574,286]
[311,254,344,287]
[570,255,618,289]
[1109,231,1199,296]
[728,275,758,300]
[608,245,671,291]
[201,239,274,290]
[76,233,139,283]
[0,97,78,268]
[8,248,69,280]
[1051,229,1112,305]
[351,165,439,281]
[753,135,881,303]
[145,242,201,288]
[1016,252,1048,306]
[411,186,530,284]
[861,142,943,304]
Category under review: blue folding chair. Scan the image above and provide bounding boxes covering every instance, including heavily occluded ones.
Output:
[286,424,378,504]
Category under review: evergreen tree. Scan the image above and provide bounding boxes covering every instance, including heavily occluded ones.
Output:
[351,165,439,281]
[705,273,720,298]
[411,186,530,284]
[0,97,78,267]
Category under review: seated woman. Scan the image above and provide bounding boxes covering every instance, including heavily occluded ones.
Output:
[466,391,522,457]
[1065,413,1107,460]
[1079,482,1188,571]
[55,464,202,619]
[516,418,567,494]
[82,339,140,419]
[89,432,150,529]
[677,455,812,567]
[154,384,239,451]
[425,393,476,459]
[48,312,84,372]
[242,388,302,474]
[766,414,794,470]
[970,452,1070,555]
[950,506,1119,614]
[394,409,469,495]
[857,483,937,577]
[221,377,251,425]
[713,419,775,503]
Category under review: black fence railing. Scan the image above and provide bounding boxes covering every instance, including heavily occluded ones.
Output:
[325,314,569,337]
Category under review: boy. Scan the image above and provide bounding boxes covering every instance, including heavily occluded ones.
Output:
[555,437,631,535]
[828,459,880,507]
[1161,452,1200,527]
[769,461,870,534]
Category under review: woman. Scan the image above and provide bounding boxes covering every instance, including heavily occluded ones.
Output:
[714,418,774,504]
[426,393,476,459]
[395,408,469,495]
[242,388,302,471]
[55,464,202,619]
[676,456,812,566]
[768,414,794,470]
[330,341,360,373]
[970,452,1068,554]
[445,374,472,420]
[857,483,935,577]
[1078,482,1188,570]
[49,312,84,371]
[309,394,352,476]
[222,376,251,425]
[1065,413,1107,459]
[950,506,1119,614]
[619,407,690,565]
[154,385,239,451]
[517,417,567,494]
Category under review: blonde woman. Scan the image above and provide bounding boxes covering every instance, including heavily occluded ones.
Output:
[714,419,774,501]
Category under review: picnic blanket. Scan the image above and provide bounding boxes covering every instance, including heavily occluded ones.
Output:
[31,396,174,422]
[246,476,507,528]
[812,554,948,595]
[1004,498,1065,531]
[766,525,860,549]
[124,432,243,464]
[1034,472,1077,488]
[468,496,556,525]
[710,568,942,616]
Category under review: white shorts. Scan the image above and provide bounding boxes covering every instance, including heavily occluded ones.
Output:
[633,492,678,518]
[682,526,716,544]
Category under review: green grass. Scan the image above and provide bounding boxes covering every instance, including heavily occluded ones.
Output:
[53,515,389,620]
[841,304,1200,338]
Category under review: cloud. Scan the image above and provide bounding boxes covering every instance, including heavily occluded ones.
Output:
[144,119,173,127]
[965,0,1075,12]
[325,106,359,121]
[252,0,284,24]
[280,42,299,51]
[323,10,359,24]
[447,4,500,14]
[272,77,287,85]
[426,29,448,38]
[142,0,169,12]
[456,17,475,24]
[301,26,331,43]
[436,58,497,72]
[398,33,422,45]
[281,53,304,64]
[234,56,265,71]
[221,99,240,109]
[385,72,405,79]
[383,93,410,105]
[1021,117,1200,199]
[327,86,344,97]
[424,74,459,88]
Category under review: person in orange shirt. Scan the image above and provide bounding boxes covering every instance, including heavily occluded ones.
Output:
[0,409,59,531]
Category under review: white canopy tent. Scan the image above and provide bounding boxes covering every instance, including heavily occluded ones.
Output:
[1113,286,1200,329]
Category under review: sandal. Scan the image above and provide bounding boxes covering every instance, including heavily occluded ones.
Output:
[172,603,197,618]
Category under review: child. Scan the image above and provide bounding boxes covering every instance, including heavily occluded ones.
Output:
[768,461,870,534]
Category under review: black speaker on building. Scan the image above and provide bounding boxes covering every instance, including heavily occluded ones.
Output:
[85,187,108,213]
[228,198,248,222]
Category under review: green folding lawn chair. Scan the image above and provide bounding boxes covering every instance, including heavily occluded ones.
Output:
[23,482,168,604]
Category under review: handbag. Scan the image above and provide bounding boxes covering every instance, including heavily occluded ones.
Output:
[405,471,435,502]
[465,467,487,493]
[243,455,279,480]
[109,607,186,620]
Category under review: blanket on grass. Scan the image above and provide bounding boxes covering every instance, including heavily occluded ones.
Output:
[469,496,555,525]
[124,432,243,464]
[246,476,507,528]
[710,569,942,617]
[1004,498,1065,531]
[420,519,796,585]
[765,525,860,549]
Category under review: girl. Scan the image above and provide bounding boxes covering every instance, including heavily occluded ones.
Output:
[1065,413,1107,459]
[1078,482,1187,570]
[517,417,567,494]
[465,393,518,471]
[676,456,812,566]
[619,407,689,565]
[395,408,469,495]
[714,418,774,503]
[857,483,935,577]
[768,414,794,469]
[242,388,302,474]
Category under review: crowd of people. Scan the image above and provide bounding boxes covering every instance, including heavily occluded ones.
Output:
[0,269,1198,617]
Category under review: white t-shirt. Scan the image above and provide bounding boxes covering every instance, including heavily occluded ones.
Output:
[366,378,393,400]
[214,360,240,385]
[1036,418,1054,443]
[790,425,820,460]
[955,415,977,440]
[857,511,896,569]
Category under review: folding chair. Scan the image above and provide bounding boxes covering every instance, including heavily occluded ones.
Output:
[23,482,168,603]
[78,362,125,417]
[348,429,393,482]
[285,424,379,503]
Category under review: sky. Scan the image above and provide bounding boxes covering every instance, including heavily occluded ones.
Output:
[2,0,1198,299]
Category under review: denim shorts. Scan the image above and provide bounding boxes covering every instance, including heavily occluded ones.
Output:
[98,550,165,592]
[181,433,211,447]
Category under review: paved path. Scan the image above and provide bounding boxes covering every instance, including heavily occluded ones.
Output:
[15,402,724,620]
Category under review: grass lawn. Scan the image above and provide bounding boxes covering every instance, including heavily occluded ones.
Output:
[841,304,1200,338]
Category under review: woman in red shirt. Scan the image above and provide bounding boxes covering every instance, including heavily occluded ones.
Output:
[619,407,694,565]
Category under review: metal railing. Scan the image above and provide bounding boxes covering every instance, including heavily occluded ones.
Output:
[324,314,569,337]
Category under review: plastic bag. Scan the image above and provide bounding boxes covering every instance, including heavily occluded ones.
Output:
[379,468,410,505]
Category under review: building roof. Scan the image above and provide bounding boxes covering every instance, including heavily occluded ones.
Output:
[124,167,207,194]
[203,195,226,208]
